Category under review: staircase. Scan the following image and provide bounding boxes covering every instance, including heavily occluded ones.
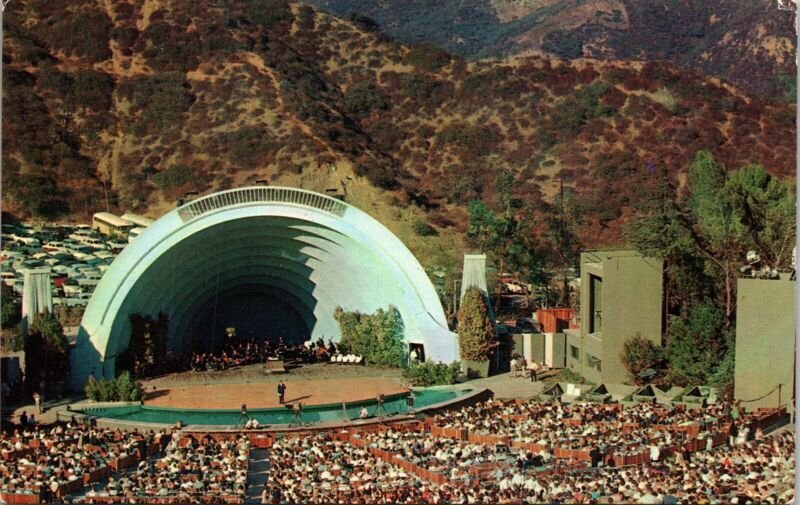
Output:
[467,373,547,400]
[245,449,270,505]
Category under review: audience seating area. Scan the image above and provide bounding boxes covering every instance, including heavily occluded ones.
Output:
[0,427,253,504]
[261,399,793,504]
[0,397,793,504]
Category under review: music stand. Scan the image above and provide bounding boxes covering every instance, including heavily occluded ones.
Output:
[238,404,249,427]
[290,403,304,426]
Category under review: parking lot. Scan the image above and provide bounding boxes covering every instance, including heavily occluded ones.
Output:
[1,221,130,307]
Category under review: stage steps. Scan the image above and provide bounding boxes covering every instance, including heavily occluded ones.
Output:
[467,373,546,400]
[245,449,270,505]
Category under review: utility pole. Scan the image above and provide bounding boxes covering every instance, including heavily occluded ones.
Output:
[558,177,569,307]
[453,279,460,315]
[103,178,110,212]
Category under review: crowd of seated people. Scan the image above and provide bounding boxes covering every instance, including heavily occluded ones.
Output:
[131,337,346,379]
[265,432,426,504]
[79,433,249,503]
[185,339,275,372]
[0,420,249,504]
[0,423,168,502]
[1,392,794,504]
[468,431,795,504]
[431,398,737,461]
[350,429,504,481]
[262,424,794,504]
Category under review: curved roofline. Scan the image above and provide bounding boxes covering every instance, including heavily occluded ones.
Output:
[72,187,458,390]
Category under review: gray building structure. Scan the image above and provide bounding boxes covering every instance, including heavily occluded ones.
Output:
[565,250,663,384]
[734,275,795,411]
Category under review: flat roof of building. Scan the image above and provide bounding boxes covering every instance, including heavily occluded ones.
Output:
[93,212,133,227]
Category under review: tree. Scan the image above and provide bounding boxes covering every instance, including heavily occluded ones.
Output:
[625,165,714,314]
[26,312,70,385]
[686,151,746,325]
[620,334,665,385]
[124,312,170,377]
[457,288,495,361]
[467,171,549,311]
[626,151,796,326]
[665,301,731,386]
[333,306,406,367]
[114,371,144,401]
[1,284,21,328]
[722,164,795,269]
[626,153,794,392]
[542,181,582,306]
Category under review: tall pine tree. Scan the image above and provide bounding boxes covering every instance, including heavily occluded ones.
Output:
[457,288,495,361]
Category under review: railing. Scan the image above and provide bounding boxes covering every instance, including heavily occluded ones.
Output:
[177,187,348,222]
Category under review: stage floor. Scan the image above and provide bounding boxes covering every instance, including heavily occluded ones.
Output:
[143,376,407,409]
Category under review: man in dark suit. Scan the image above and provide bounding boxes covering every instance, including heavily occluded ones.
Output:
[277,381,286,404]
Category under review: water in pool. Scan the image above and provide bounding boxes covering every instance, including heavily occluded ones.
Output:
[80,389,468,426]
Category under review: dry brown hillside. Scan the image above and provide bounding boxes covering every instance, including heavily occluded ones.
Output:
[308,0,797,98]
[2,0,795,251]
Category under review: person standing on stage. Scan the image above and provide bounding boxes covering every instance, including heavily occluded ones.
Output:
[277,381,286,404]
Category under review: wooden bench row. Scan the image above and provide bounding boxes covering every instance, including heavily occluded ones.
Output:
[80,493,244,504]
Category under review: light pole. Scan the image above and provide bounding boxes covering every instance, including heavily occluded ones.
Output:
[553,177,569,307]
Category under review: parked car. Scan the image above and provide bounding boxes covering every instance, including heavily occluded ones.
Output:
[1,272,16,286]
[71,252,94,262]
[44,241,68,253]
[107,239,127,252]
[94,250,114,260]
[62,284,83,296]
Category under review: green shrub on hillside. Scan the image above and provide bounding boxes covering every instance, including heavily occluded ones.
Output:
[347,12,380,32]
[297,5,316,30]
[119,73,195,135]
[550,81,616,134]
[7,173,70,219]
[221,127,278,169]
[70,70,115,113]
[402,74,441,100]
[343,82,387,116]
[412,219,438,236]
[152,164,193,189]
[542,29,583,59]
[141,22,201,72]
[404,43,451,72]
[42,10,112,63]
[354,161,398,190]
[438,123,499,157]
[247,0,294,28]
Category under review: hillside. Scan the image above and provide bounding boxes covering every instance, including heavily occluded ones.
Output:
[2,0,795,259]
[306,0,797,99]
